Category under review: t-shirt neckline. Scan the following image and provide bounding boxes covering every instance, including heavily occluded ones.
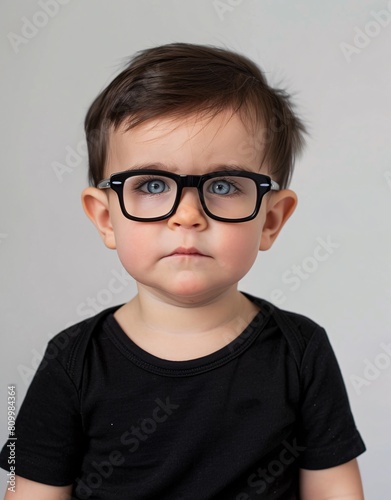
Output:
[103,294,273,377]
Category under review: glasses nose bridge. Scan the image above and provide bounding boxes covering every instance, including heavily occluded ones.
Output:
[179,174,202,188]
[178,174,204,199]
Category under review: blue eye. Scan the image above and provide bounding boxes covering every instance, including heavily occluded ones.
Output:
[209,180,236,195]
[141,179,168,194]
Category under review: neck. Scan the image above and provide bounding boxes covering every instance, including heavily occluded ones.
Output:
[138,285,250,333]
[114,285,260,360]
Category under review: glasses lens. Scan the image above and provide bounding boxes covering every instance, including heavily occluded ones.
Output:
[123,174,177,219]
[203,175,258,220]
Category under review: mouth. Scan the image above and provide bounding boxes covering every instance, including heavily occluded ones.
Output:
[168,247,208,257]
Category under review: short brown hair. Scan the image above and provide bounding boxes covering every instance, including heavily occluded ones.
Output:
[84,42,306,188]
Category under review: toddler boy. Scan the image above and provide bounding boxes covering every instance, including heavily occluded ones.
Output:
[0,43,365,499]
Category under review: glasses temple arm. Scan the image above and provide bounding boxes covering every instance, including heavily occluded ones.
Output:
[97,179,111,189]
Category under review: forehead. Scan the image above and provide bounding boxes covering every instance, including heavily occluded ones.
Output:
[106,111,266,176]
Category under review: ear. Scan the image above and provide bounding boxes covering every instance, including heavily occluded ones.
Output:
[81,187,116,249]
[259,189,297,251]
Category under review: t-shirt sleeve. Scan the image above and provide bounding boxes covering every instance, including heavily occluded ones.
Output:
[297,327,366,470]
[0,343,84,486]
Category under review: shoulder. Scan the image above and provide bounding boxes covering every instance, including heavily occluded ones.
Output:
[40,305,122,386]
[243,292,329,365]
[246,292,324,337]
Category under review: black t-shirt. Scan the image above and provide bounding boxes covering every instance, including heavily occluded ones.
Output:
[0,294,365,499]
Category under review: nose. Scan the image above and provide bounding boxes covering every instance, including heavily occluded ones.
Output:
[167,188,208,230]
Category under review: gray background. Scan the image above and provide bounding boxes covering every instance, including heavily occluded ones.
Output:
[1,0,390,496]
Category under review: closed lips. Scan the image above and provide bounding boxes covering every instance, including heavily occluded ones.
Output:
[169,247,206,256]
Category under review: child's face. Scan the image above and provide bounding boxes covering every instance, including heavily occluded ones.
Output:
[83,111,296,304]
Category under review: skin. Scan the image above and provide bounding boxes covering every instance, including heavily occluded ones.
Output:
[4,111,364,499]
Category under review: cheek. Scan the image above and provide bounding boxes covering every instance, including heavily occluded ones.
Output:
[216,223,263,270]
[112,222,155,271]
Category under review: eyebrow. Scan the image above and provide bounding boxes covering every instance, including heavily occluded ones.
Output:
[121,163,255,173]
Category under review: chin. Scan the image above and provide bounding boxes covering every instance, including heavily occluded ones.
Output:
[166,282,237,307]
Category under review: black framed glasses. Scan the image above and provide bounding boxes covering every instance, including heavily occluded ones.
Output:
[97,169,280,223]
